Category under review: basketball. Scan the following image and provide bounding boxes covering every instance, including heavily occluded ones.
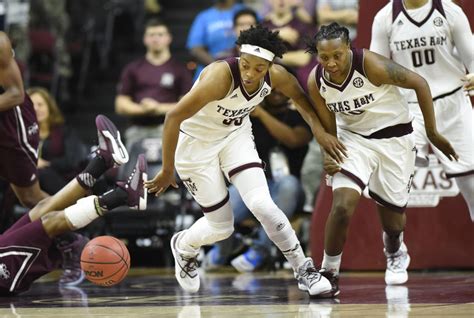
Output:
[80,236,130,287]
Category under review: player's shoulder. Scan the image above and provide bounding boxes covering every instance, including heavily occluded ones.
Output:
[441,0,467,19]
[374,2,393,21]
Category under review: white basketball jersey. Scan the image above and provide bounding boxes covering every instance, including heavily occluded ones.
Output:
[388,0,467,101]
[180,58,272,141]
[315,48,412,136]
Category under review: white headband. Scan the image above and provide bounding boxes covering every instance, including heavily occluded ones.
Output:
[240,44,275,62]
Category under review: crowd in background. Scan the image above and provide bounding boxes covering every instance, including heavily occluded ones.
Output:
[0,0,360,270]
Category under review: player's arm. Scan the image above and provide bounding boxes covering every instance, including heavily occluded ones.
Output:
[271,64,347,163]
[0,32,24,112]
[369,9,391,58]
[364,50,458,161]
[307,66,344,171]
[145,62,231,194]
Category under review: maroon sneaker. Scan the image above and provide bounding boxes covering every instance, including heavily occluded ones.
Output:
[117,154,148,210]
[57,233,89,287]
[95,114,129,168]
[319,270,340,298]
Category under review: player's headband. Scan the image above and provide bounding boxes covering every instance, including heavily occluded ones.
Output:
[240,44,275,62]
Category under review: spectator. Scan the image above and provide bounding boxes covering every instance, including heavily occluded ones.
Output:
[260,0,316,24]
[262,0,318,90]
[221,8,259,59]
[317,0,359,40]
[27,87,87,195]
[186,0,246,80]
[115,18,192,149]
[205,91,313,272]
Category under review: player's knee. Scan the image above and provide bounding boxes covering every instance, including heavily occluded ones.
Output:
[208,220,234,241]
[331,201,356,227]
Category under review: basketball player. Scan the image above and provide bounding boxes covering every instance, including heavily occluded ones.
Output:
[145,25,347,297]
[306,23,457,297]
[370,0,474,221]
[0,31,48,207]
[0,115,147,295]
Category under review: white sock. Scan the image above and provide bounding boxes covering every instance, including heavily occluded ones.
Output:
[455,175,474,222]
[322,251,342,275]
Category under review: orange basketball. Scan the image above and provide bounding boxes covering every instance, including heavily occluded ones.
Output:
[80,236,130,287]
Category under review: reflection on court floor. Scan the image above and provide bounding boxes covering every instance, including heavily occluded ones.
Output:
[0,269,472,317]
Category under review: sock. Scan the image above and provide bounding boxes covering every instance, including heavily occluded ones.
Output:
[322,251,342,275]
[383,231,403,254]
[455,175,474,222]
[76,156,107,189]
[281,242,308,271]
[97,187,128,212]
[64,196,102,229]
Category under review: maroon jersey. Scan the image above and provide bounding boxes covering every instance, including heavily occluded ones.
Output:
[0,94,40,187]
[117,57,193,126]
[0,214,60,295]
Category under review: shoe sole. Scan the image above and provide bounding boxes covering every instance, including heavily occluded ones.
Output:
[96,115,129,166]
[170,231,199,293]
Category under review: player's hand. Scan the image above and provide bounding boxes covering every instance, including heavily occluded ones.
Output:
[37,158,50,169]
[323,153,341,176]
[316,132,347,164]
[427,131,459,161]
[144,169,178,196]
[461,73,474,96]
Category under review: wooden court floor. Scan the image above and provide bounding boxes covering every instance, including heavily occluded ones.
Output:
[0,269,472,317]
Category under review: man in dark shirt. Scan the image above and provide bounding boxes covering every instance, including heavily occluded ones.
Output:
[205,90,313,272]
[115,19,192,148]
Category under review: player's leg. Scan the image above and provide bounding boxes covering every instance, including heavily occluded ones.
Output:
[41,154,147,238]
[171,162,234,292]
[10,181,48,208]
[231,167,332,296]
[454,174,474,221]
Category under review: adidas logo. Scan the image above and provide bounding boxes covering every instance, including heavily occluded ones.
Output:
[397,20,403,26]
[230,94,238,99]
[254,48,260,52]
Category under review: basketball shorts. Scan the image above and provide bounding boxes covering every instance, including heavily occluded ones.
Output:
[332,128,416,212]
[0,214,60,295]
[410,89,473,178]
[175,128,263,212]
[0,95,40,187]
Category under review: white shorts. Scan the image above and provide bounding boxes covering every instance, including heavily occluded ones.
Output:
[410,89,474,178]
[175,128,263,211]
[332,128,416,212]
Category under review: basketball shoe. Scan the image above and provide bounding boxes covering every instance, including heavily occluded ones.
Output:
[385,243,410,285]
[117,154,148,210]
[95,114,129,168]
[319,270,340,297]
[171,230,200,293]
[295,258,332,297]
[57,233,89,286]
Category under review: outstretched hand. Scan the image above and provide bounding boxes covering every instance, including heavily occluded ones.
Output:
[317,132,347,164]
[428,131,459,162]
[144,169,178,196]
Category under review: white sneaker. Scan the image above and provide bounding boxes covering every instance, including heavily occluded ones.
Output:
[296,258,332,297]
[170,231,200,293]
[385,243,410,285]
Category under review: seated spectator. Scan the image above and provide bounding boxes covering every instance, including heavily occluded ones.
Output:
[28,87,87,195]
[186,0,246,80]
[115,18,192,149]
[205,91,312,272]
[262,0,318,90]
